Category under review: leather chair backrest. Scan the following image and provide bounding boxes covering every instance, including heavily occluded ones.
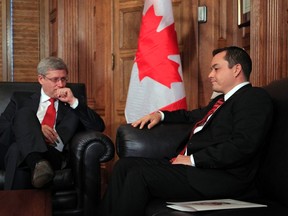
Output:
[258,78,288,207]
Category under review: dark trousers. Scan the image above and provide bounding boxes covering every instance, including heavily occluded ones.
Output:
[101,157,204,216]
[4,107,62,189]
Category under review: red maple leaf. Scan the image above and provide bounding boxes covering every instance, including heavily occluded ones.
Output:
[135,5,182,88]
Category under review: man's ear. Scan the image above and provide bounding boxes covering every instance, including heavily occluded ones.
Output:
[233,64,242,77]
[38,75,45,85]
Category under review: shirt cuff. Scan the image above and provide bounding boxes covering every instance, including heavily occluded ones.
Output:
[70,98,79,109]
[157,110,165,121]
[190,154,196,167]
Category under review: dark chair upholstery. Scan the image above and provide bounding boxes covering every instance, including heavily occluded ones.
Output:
[0,82,115,216]
[116,78,288,216]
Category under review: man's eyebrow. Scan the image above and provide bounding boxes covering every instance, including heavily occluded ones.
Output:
[211,63,219,69]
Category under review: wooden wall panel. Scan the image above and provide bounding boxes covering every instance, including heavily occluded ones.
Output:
[0,0,48,82]
[78,0,113,131]
[113,0,143,138]
[251,0,288,86]
[78,0,96,109]
[198,0,219,107]
[12,0,40,81]
[39,0,49,58]
[49,0,79,82]
[0,0,2,81]
[56,0,79,82]
[172,0,197,110]
[49,0,113,137]
[49,3,57,57]
[266,1,281,81]
[281,0,288,78]
[2,0,12,81]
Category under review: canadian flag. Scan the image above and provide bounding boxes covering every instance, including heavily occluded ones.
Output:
[125,0,187,123]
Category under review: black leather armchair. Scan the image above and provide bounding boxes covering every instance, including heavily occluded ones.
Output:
[0,82,115,216]
[116,78,288,216]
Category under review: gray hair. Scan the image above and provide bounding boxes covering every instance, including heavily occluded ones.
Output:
[37,56,68,76]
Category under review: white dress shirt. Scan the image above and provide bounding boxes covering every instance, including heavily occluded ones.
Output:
[36,88,79,152]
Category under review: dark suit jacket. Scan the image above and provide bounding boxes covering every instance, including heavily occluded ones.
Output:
[0,90,105,189]
[2,91,105,139]
[163,84,274,198]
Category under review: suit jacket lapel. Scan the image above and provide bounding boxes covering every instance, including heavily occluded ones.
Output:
[29,93,41,113]
[204,84,252,127]
[56,101,70,125]
[30,93,70,125]
[225,84,252,103]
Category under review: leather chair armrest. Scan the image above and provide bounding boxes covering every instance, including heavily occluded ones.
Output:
[69,130,115,208]
[116,123,193,159]
[70,130,115,163]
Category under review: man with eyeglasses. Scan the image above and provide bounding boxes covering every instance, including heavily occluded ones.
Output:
[1,56,105,189]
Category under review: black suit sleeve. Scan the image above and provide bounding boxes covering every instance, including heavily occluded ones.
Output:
[162,97,220,124]
[160,87,273,169]
[191,88,273,169]
[73,100,105,132]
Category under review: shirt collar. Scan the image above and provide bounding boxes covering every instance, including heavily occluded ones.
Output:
[224,82,250,101]
[40,88,51,103]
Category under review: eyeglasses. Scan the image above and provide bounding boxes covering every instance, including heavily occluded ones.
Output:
[43,75,68,83]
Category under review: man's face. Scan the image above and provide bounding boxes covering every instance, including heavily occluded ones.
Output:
[208,51,238,94]
[38,69,68,98]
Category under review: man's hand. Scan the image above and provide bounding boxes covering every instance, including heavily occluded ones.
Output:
[41,125,58,145]
[55,87,77,105]
[171,155,192,166]
[131,112,162,129]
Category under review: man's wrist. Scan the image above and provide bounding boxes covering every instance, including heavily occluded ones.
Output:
[157,110,164,121]
[70,98,79,109]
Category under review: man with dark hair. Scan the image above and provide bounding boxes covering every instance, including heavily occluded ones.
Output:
[1,56,105,189]
[100,46,273,216]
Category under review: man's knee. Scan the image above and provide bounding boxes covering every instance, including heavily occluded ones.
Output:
[112,158,149,181]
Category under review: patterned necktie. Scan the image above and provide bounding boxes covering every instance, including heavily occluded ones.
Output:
[42,98,56,128]
[192,97,224,132]
[170,97,224,162]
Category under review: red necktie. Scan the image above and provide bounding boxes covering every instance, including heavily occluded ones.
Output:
[42,98,56,128]
[170,97,224,162]
[192,97,224,132]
